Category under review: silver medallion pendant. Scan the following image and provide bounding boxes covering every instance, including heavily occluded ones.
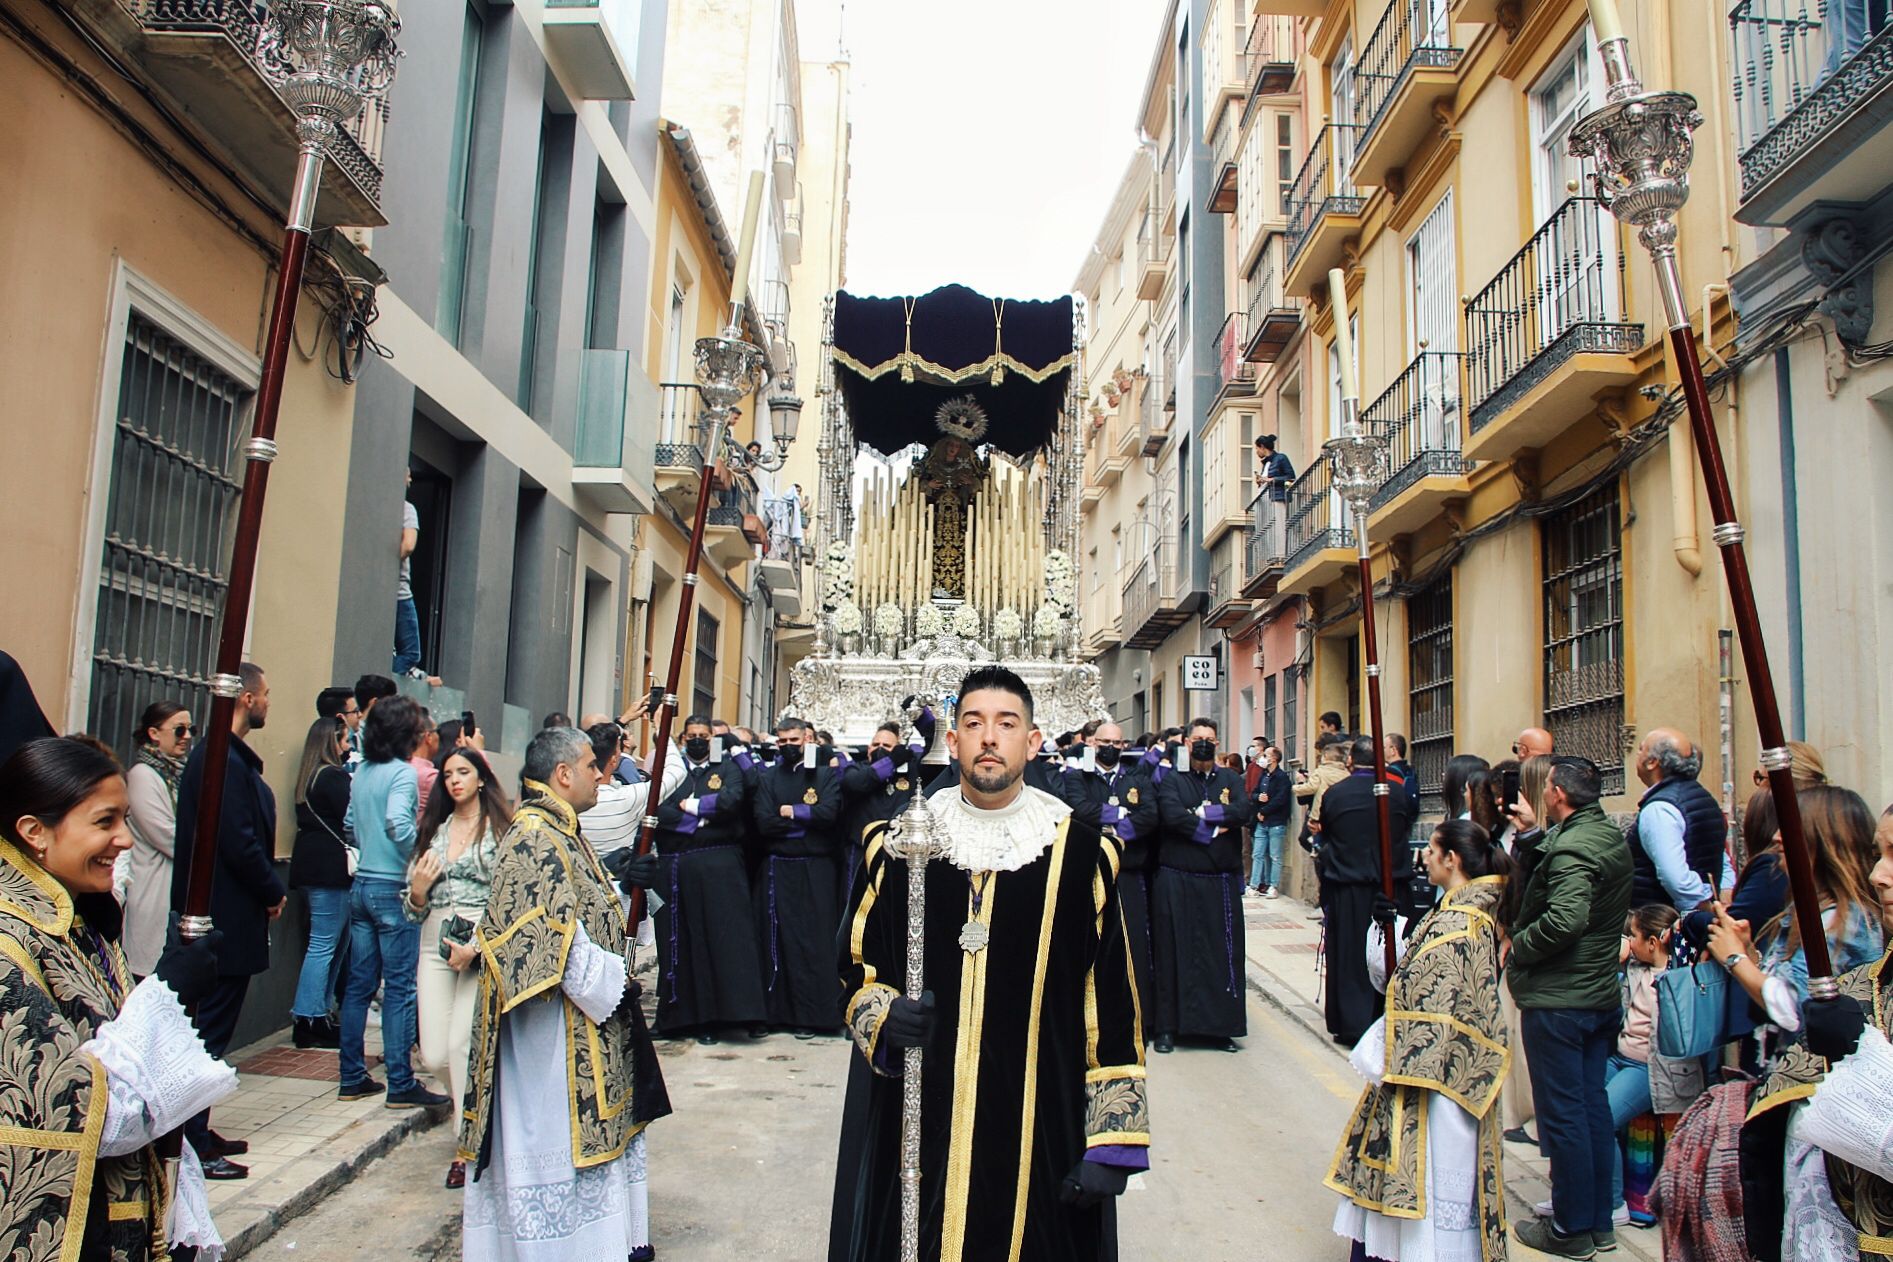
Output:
[959,919,990,954]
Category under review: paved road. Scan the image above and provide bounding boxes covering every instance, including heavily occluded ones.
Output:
[254,994,1366,1260]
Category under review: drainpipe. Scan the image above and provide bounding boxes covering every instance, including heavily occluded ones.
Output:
[1669,420,1703,576]
[1720,627,1739,863]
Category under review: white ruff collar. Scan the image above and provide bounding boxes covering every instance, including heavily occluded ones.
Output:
[930,785,1071,873]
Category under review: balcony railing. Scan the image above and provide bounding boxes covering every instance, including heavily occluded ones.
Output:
[1285,124,1364,269]
[1137,209,1171,273]
[1215,314,1258,397]
[1365,350,1466,510]
[773,101,800,184]
[1121,533,1185,648]
[1729,0,1893,206]
[1354,0,1461,149]
[655,383,708,457]
[1464,197,1641,432]
[1245,493,1287,597]
[574,350,655,468]
[1139,364,1173,455]
[1209,114,1239,212]
[1284,459,1353,571]
[708,477,758,528]
[1246,12,1299,100]
[1244,237,1300,362]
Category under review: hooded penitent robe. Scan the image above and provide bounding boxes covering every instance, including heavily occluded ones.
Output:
[1326,875,1511,1262]
[828,785,1149,1262]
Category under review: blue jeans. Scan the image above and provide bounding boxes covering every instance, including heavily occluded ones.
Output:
[1250,822,1287,889]
[1606,1051,1653,1211]
[291,886,351,1019]
[1521,1005,1622,1236]
[339,877,420,1092]
[392,596,421,674]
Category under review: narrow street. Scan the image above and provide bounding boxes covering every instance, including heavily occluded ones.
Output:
[245,993,1360,1261]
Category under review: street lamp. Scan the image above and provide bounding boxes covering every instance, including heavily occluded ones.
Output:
[1567,1,1835,994]
[178,0,400,942]
[1322,267,1397,977]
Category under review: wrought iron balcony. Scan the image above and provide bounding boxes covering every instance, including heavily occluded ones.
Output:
[1244,236,1301,363]
[1730,0,1893,224]
[1213,313,1259,404]
[1365,350,1468,532]
[1245,13,1299,103]
[773,101,800,187]
[1243,495,1287,599]
[706,476,764,568]
[1138,363,1174,456]
[782,187,804,266]
[1205,533,1254,629]
[1284,123,1366,294]
[1352,0,1463,186]
[1209,114,1239,214]
[654,383,708,511]
[118,0,388,226]
[543,0,641,100]
[1463,197,1642,462]
[572,350,658,515]
[1281,459,1354,590]
[1122,534,1192,649]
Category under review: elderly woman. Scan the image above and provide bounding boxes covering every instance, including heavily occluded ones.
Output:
[1329,819,1518,1262]
[0,737,235,1261]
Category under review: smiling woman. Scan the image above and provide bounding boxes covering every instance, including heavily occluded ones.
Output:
[0,736,238,1262]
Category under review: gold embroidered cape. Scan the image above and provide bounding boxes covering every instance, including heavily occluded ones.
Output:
[1325,875,1511,1262]
[1752,946,1893,1254]
[457,784,640,1170]
[0,837,169,1262]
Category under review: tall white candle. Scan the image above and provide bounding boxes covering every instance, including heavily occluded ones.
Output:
[1586,0,1626,44]
[728,170,765,316]
[1328,267,1359,404]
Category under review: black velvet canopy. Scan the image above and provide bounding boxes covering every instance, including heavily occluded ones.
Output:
[831,284,1076,457]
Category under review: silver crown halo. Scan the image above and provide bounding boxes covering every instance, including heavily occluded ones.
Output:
[934,396,989,443]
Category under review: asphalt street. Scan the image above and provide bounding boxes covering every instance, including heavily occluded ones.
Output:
[250,992,1366,1260]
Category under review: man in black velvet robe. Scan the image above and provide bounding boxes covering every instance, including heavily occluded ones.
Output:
[1313,734,1418,1046]
[1151,716,1255,1053]
[1071,721,1160,1027]
[830,667,1147,1262]
[651,714,766,1042]
[751,719,845,1034]
[837,718,927,904]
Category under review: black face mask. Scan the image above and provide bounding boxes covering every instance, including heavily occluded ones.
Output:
[684,736,711,761]
[1190,739,1216,763]
[1094,745,1122,769]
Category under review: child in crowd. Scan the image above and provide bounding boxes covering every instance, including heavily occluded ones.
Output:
[1612,904,1676,1226]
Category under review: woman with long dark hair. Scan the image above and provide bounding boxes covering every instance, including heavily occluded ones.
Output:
[0,737,234,1259]
[122,699,191,977]
[1330,819,1517,1262]
[289,716,352,1049]
[1440,752,1491,823]
[337,697,448,1109]
[405,746,510,1186]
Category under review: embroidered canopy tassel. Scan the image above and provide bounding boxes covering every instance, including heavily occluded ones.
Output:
[989,299,1007,384]
[900,298,917,383]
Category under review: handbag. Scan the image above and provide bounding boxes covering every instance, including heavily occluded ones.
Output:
[310,766,360,877]
[1655,958,1755,1058]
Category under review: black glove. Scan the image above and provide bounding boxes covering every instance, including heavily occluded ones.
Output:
[603,849,660,892]
[153,922,223,1008]
[1804,993,1868,1062]
[1371,895,1398,932]
[880,991,937,1050]
[1058,1159,1129,1207]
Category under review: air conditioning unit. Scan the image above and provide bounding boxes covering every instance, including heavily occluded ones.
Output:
[1251,649,1265,669]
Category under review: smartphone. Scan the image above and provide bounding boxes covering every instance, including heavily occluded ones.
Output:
[802,742,817,771]
[1500,767,1521,817]
[710,735,724,764]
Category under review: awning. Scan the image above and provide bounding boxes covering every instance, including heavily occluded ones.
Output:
[831,284,1075,457]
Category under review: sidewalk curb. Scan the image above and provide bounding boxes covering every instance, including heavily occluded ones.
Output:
[223,1104,447,1260]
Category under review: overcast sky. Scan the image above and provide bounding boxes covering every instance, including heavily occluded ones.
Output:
[795,0,1168,301]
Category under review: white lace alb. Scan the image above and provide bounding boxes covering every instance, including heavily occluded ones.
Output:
[930,785,1072,873]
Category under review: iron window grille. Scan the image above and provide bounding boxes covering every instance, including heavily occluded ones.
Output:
[87,313,251,760]
[693,607,719,720]
[1542,485,1626,794]
[1406,574,1454,821]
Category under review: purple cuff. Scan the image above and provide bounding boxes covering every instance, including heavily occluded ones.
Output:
[1192,820,1218,844]
[871,755,896,781]
[676,813,701,835]
[872,1036,900,1076]
[1085,1145,1149,1171]
[733,750,757,771]
[791,804,812,821]
[698,792,720,816]
[1101,804,1122,827]
[1201,803,1226,824]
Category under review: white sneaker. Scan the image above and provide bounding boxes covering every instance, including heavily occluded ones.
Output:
[1264,886,1280,899]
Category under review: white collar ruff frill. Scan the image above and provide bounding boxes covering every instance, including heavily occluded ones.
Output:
[928,785,1073,874]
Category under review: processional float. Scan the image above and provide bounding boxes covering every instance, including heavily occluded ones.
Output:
[790,284,1109,1259]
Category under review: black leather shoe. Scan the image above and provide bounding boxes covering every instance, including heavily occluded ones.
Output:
[200,1129,248,1158]
[199,1155,249,1181]
[1152,1033,1174,1054]
[1220,1038,1240,1053]
[695,1033,720,1046]
[747,1024,770,1040]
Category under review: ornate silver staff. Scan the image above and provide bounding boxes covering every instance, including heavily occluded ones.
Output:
[1323,271,1397,978]
[879,693,950,1262]
[1567,3,1833,992]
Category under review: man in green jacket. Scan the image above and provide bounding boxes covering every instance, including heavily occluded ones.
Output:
[1507,756,1633,1260]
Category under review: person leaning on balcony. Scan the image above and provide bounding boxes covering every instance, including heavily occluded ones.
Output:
[1255,434,1294,543]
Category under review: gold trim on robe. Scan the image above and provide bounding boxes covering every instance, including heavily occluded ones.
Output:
[458,784,641,1170]
[1325,876,1511,1262]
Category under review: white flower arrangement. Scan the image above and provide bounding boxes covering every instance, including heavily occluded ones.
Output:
[991,608,1024,642]
[822,541,854,611]
[914,604,946,638]
[1043,550,1077,613]
[873,603,905,641]
[950,603,982,639]
[1032,602,1064,638]
[832,599,864,636]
